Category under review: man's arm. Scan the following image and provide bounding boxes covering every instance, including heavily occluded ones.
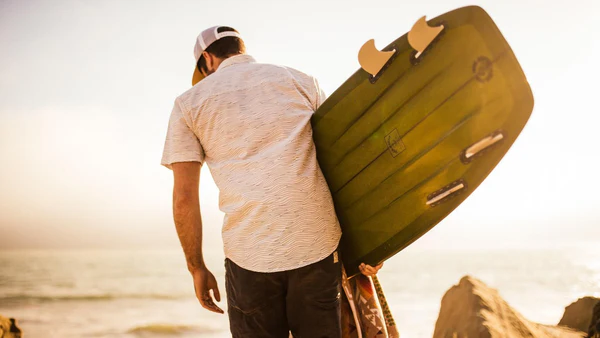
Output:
[309,77,384,277]
[172,161,223,314]
[172,161,205,271]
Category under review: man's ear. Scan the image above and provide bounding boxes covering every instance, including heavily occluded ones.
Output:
[202,51,213,69]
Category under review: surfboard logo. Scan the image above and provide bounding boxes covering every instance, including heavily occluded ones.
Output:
[472,56,493,82]
[385,129,406,158]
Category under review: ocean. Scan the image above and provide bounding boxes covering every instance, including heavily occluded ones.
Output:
[1,245,599,338]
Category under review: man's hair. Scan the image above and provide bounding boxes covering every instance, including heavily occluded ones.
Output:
[197,27,245,74]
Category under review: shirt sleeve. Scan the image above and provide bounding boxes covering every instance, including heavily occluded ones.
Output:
[312,78,327,111]
[313,77,328,110]
[161,98,205,169]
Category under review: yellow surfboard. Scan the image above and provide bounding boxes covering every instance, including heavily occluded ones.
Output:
[312,6,534,277]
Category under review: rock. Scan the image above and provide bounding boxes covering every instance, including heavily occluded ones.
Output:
[586,301,600,338]
[433,276,585,338]
[558,297,600,334]
[0,316,22,338]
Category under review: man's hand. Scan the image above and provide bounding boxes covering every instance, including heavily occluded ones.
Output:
[191,267,224,314]
[358,262,384,277]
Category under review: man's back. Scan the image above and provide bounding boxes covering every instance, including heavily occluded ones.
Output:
[163,54,341,273]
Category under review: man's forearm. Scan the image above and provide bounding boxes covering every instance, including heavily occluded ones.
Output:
[173,194,205,272]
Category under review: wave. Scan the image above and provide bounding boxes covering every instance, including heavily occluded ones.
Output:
[0,293,190,303]
[126,323,218,336]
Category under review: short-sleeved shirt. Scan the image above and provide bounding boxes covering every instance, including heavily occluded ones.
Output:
[161,54,342,273]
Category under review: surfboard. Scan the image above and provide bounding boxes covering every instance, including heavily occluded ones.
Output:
[311,6,534,277]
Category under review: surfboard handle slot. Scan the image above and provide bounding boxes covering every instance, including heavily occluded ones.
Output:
[426,179,467,207]
[460,131,505,164]
[369,46,399,84]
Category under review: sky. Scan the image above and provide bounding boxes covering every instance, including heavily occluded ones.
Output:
[0,0,599,251]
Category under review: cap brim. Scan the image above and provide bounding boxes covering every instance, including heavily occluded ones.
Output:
[192,66,205,86]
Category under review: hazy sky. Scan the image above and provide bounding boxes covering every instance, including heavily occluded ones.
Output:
[0,0,599,251]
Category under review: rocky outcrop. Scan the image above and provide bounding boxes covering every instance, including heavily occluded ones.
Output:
[433,276,585,338]
[558,297,600,335]
[0,316,21,338]
[585,301,600,338]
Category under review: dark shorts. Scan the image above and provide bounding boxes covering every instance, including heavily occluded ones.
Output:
[225,250,342,338]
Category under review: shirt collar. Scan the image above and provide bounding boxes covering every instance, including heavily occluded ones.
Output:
[217,54,256,72]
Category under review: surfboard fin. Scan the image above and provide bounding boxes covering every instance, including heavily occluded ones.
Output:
[408,16,444,58]
[358,39,396,77]
[461,131,505,163]
[426,179,467,207]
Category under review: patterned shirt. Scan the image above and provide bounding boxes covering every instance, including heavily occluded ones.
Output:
[161,54,342,273]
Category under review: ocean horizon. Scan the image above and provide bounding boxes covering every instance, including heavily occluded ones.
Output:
[1,244,599,338]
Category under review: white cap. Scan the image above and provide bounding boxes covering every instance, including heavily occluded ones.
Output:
[192,26,242,86]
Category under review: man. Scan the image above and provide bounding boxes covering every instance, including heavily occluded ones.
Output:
[161,26,381,337]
